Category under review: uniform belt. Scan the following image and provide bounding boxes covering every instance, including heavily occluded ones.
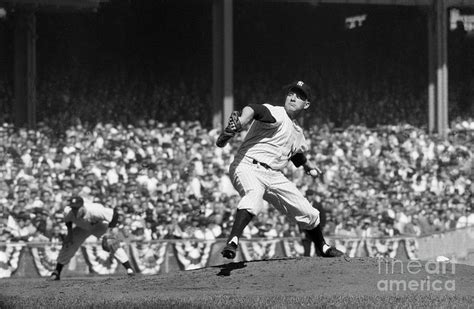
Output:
[252,159,272,170]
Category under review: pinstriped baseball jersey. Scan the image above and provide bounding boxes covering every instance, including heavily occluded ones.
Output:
[64,201,114,231]
[236,104,308,171]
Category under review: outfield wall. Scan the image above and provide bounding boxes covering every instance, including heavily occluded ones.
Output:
[1,226,473,278]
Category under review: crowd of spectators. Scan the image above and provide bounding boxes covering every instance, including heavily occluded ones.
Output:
[0,5,473,244]
[0,114,472,244]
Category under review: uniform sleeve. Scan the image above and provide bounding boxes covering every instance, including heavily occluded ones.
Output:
[262,104,283,126]
[248,104,276,123]
[89,203,114,223]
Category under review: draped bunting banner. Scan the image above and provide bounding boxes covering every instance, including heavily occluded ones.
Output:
[240,240,279,261]
[404,238,419,260]
[130,242,168,275]
[0,232,470,278]
[30,243,62,277]
[0,244,23,278]
[174,241,212,270]
[281,239,314,257]
[81,243,119,275]
[365,239,400,258]
[334,239,362,258]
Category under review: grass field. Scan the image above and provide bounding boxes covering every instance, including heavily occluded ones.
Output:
[1,257,473,308]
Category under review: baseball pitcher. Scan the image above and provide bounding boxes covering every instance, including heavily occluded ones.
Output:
[216,80,343,259]
[47,196,135,280]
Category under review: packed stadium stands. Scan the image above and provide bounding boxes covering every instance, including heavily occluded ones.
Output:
[0,3,473,245]
[0,115,472,243]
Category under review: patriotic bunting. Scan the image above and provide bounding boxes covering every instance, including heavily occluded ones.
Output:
[365,239,400,258]
[129,242,168,274]
[174,241,212,270]
[334,239,361,258]
[281,238,314,257]
[240,240,279,261]
[82,243,119,275]
[0,243,23,278]
[403,238,419,260]
[30,243,62,276]
[0,233,467,278]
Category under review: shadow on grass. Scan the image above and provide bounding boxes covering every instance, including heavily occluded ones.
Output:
[215,262,247,277]
[213,257,300,277]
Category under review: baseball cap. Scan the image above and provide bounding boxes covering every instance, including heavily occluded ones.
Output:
[285,80,312,102]
[68,196,84,208]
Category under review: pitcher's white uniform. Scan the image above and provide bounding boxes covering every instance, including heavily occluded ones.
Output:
[229,104,320,229]
[57,201,114,265]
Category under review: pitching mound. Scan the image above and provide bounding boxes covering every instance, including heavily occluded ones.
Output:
[1,256,473,308]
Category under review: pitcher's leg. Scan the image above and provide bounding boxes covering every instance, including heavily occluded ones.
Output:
[98,225,135,276]
[264,179,320,229]
[222,209,254,259]
[302,231,313,257]
[231,164,266,215]
[222,165,265,259]
[48,227,91,280]
[57,227,90,265]
[267,177,343,257]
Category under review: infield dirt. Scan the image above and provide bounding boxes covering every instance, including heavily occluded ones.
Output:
[1,256,473,308]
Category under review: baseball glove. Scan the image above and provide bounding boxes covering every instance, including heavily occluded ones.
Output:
[101,235,121,253]
[216,111,242,148]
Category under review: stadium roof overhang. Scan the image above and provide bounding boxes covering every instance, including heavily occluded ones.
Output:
[0,0,473,10]
[275,0,474,7]
[0,0,107,11]
[0,0,473,11]
[2,0,471,137]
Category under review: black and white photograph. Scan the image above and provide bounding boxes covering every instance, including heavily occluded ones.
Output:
[0,0,473,308]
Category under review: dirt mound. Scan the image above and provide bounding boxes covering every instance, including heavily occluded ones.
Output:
[1,256,473,308]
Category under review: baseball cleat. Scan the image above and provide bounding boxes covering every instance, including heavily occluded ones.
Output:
[46,271,60,281]
[127,268,135,276]
[221,242,238,259]
[321,246,344,258]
